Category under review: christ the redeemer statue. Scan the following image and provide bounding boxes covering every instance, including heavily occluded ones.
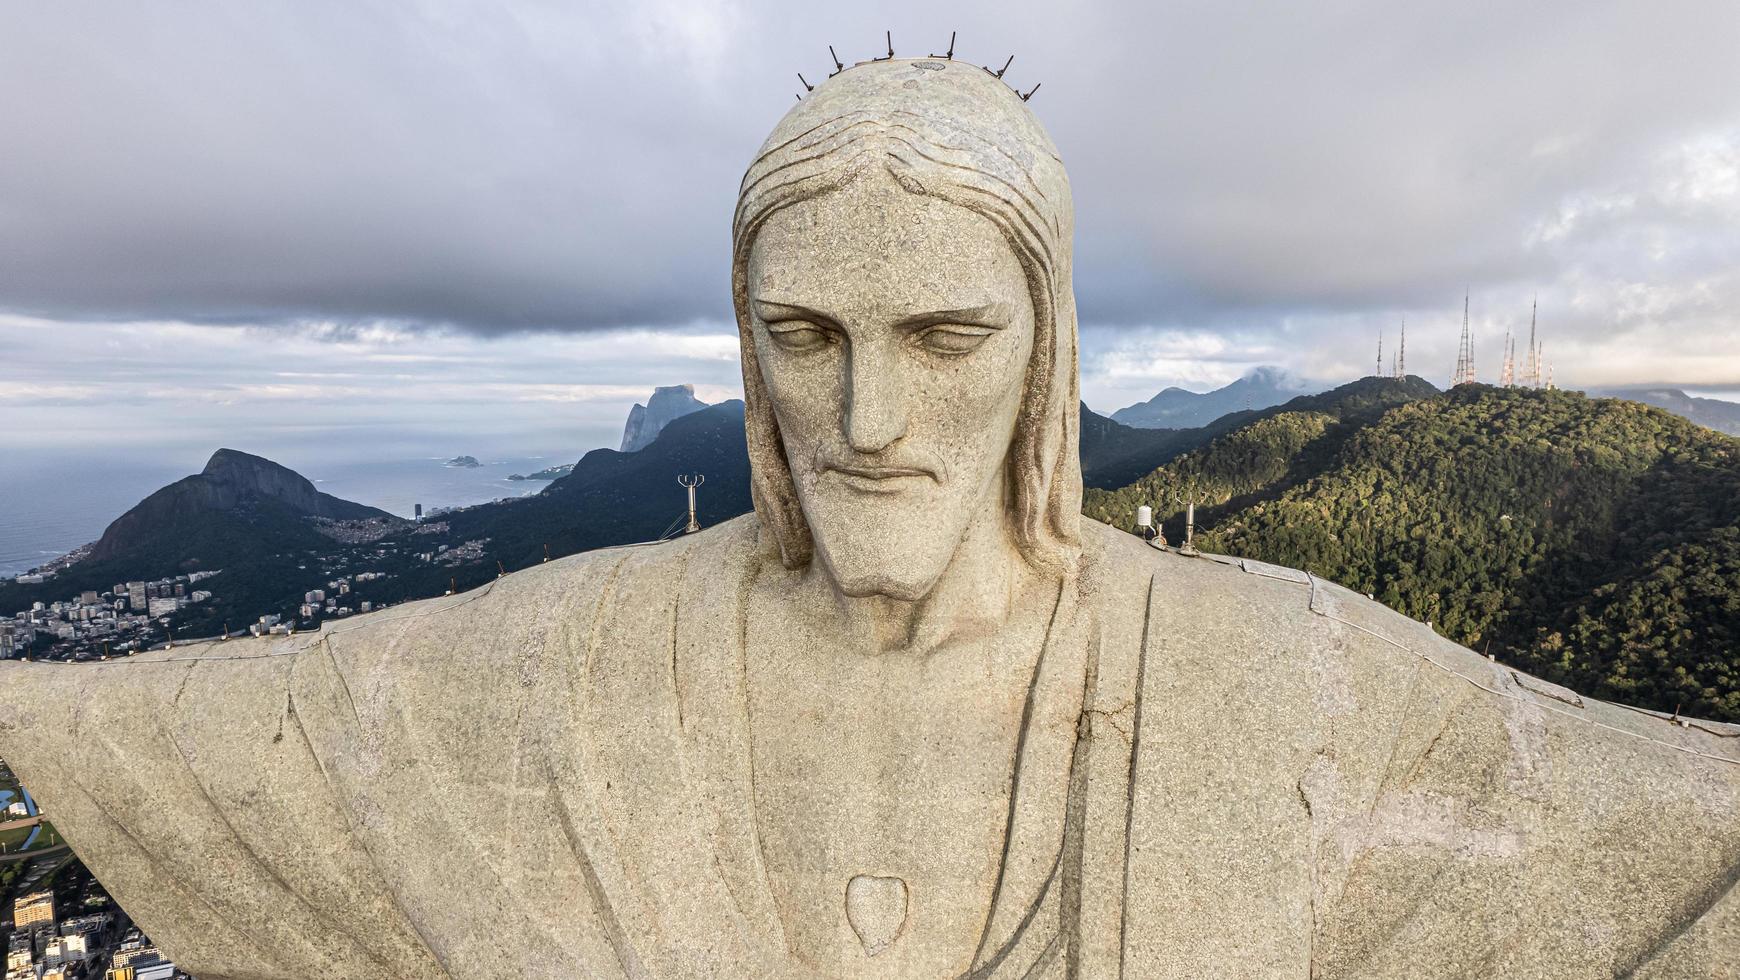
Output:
[3,56,1738,980]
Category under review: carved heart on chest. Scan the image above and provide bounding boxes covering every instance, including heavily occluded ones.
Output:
[845,874,909,957]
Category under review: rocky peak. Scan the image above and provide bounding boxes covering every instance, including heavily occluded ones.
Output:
[620,385,710,452]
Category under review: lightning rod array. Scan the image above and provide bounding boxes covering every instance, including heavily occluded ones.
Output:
[794,32,1040,103]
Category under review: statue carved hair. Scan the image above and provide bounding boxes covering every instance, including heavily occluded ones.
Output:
[731,59,1082,572]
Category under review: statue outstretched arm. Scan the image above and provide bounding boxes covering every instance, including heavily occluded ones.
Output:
[0,634,450,978]
[0,539,724,979]
[1110,544,1740,978]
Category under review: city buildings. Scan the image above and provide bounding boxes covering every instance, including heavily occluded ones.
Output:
[12,892,52,930]
[2,574,220,661]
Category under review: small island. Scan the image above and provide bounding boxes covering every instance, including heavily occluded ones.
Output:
[508,463,575,481]
[445,455,481,468]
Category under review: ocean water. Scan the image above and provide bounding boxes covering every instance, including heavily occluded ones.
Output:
[302,455,553,521]
[0,449,572,579]
[0,455,189,578]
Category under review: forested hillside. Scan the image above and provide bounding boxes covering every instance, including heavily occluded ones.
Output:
[1086,384,1740,721]
[1085,375,1441,528]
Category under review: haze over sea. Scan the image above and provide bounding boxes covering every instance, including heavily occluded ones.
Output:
[0,437,580,579]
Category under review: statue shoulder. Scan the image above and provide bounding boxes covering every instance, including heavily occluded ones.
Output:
[1084,520,1740,972]
[1078,515,1740,760]
[0,514,766,764]
[1077,516,1363,635]
[300,512,766,694]
[0,629,315,752]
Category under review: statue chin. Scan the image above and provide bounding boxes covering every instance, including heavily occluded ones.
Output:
[796,484,978,603]
[813,533,951,602]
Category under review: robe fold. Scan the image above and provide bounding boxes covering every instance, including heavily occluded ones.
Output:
[2,514,1737,979]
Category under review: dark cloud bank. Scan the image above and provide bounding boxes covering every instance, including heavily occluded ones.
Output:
[2,1,1738,387]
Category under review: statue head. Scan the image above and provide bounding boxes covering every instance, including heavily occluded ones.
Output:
[733,58,1081,600]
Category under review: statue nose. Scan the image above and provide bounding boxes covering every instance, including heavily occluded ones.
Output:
[844,344,909,453]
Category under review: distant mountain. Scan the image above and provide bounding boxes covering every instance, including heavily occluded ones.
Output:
[445,455,481,468]
[1110,366,1316,429]
[1086,383,1740,722]
[1086,375,1441,523]
[0,450,405,642]
[621,385,710,452]
[1078,403,1204,487]
[90,449,393,564]
[1080,404,1231,490]
[1083,374,1437,490]
[1593,387,1740,437]
[449,400,753,567]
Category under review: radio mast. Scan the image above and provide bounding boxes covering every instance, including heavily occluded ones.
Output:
[1451,293,1476,386]
[1523,296,1541,388]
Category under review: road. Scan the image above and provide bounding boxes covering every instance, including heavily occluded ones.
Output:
[0,842,67,864]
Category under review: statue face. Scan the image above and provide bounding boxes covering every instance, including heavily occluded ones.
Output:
[747,173,1037,599]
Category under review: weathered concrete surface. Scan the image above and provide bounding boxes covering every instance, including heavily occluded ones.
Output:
[2,521,1737,978]
[2,56,1738,979]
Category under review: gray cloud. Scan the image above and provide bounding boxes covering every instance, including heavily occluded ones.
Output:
[2,0,1738,396]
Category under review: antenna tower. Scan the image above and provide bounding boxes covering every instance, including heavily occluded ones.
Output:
[1500,328,1515,387]
[1523,296,1540,388]
[1397,319,1406,378]
[1451,293,1476,386]
[1376,331,1384,378]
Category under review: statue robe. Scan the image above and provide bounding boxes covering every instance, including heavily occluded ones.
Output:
[1,515,1737,979]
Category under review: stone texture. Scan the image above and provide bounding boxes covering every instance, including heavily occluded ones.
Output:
[2,56,1738,980]
[619,384,708,452]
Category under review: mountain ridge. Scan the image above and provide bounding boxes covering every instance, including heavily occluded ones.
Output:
[1592,386,1740,436]
[1109,366,1314,429]
[89,449,393,563]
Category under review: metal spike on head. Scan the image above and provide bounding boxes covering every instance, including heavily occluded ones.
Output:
[873,30,894,61]
[828,44,844,76]
[798,72,813,92]
[989,54,1014,78]
[1021,82,1041,101]
[931,31,956,59]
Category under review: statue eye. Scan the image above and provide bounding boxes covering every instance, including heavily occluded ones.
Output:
[915,324,997,355]
[765,320,834,352]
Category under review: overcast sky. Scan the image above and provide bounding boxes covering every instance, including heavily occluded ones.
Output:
[4,0,1739,462]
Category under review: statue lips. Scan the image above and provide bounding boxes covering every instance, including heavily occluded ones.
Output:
[815,446,948,495]
[824,462,937,494]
